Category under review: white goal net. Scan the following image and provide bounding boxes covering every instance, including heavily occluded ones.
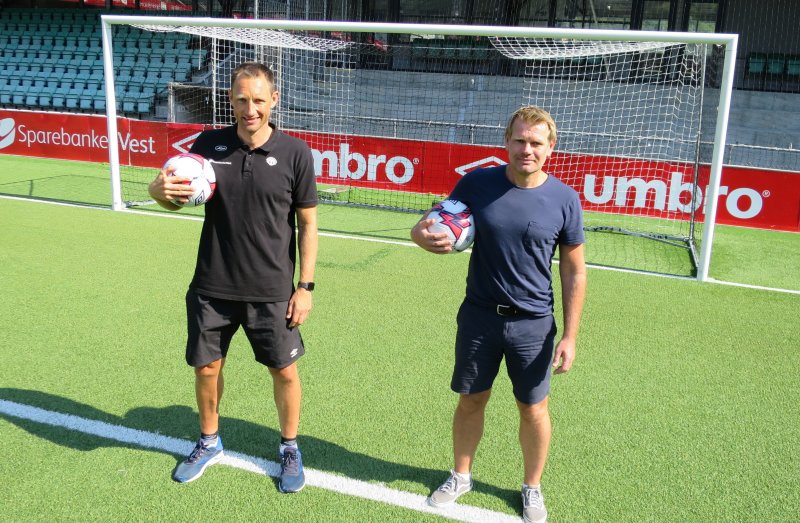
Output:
[101,17,737,280]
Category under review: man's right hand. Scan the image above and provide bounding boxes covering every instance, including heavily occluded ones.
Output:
[411,217,454,254]
[148,168,195,210]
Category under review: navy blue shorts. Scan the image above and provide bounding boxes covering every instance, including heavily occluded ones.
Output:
[185,289,305,369]
[451,300,556,405]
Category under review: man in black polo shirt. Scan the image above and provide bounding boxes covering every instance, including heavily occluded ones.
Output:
[148,62,318,493]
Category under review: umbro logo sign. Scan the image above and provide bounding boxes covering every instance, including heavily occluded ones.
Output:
[171,132,202,153]
[454,156,507,176]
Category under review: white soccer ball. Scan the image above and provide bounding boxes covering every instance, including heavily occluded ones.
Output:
[163,153,217,207]
[427,199,475,253]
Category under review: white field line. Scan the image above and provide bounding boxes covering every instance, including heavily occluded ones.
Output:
[2,194,798,295]
[0,399,520,523]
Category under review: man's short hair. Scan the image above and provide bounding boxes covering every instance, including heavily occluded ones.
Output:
[230,62,276,92]
[505,105,557,143]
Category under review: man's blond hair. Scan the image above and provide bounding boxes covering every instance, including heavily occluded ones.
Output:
[504,105,557,143]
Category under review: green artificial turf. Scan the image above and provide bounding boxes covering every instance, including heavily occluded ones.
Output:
[1,197,798,522]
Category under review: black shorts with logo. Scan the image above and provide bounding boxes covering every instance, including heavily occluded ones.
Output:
[185,289,305,368]
[451,299,556,405]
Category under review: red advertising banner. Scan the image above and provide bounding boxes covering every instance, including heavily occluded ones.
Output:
[1,109,798,232]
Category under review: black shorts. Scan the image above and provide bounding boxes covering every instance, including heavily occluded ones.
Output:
[185,289,305,369]
[451,300,556,405]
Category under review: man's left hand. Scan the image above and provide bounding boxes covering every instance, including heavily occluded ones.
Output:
[552,338,576,374]
[286,288,313,328]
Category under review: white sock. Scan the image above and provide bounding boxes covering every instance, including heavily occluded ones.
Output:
[200,434,219,448]
[453,470,471,481]
[280,441,298,454]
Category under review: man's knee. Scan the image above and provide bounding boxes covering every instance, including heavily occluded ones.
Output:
[195,359,224,378]
[517,396,549,422]
[269,362,299,385]
[457,390,492,414]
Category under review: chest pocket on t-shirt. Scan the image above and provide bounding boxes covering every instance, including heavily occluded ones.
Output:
[524,221,558,253]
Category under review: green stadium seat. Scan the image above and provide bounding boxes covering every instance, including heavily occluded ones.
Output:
[786,56,800,81]
[765,54,787,89]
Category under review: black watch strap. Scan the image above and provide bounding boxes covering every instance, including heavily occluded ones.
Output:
[298,281,315,291]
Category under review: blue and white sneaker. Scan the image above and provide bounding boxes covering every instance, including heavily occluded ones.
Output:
[278,446,305,493]
[172,436,224,483]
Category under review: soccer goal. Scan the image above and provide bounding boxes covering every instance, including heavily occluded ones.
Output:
[100,16,737,281]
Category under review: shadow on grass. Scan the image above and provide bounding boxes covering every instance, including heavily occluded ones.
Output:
[0,388,518,512]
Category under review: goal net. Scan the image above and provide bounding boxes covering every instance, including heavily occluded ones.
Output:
[101,17,736,280]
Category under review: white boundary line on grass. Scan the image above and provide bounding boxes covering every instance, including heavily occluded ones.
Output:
[0,399,520,523]
[2,195,799,295]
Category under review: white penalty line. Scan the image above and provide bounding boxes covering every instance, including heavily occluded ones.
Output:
[0,399,519,523]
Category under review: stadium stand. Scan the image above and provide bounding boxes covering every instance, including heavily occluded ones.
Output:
[0,7,205,118]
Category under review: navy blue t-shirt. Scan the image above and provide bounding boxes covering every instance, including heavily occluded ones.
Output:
[449,165,584,316]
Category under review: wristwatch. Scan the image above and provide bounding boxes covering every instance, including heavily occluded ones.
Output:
[297,281,315,291]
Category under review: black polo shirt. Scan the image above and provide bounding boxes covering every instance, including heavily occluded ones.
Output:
[188,123,318,302]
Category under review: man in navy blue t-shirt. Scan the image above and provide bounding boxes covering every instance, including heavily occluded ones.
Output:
[412,106,586,523]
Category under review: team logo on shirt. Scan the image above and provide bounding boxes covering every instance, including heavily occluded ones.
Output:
[266,156,278,166]
[215,145,227,152]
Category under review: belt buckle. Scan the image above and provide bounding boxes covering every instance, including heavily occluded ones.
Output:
[496,305,513,316]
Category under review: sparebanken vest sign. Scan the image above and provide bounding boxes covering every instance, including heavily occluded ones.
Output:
[1,110,797,232]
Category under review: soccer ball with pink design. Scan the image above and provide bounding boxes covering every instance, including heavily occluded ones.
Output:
[427,199,475,253]
[163,153,217,207]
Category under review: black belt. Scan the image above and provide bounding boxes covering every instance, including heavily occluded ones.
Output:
[496,304,523,316]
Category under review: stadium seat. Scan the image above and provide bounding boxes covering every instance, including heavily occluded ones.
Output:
[137,98,152,115]
[62,67,79,82]
[38,91,53,109]
[173,69,189,83]
[145,71,161,85]
[65,83,83,110]
[0,80,17,105]
[26,83,44,107]
[80,96,95,111]
[765,54,786,89]
[51,88,67,110]
[786,56,800,85]
[745,52,767,88]
[121,94,137,114]
[117,70,133,85]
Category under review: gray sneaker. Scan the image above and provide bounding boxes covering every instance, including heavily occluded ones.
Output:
[172,437,224,483]
[428,470,473,507]
[522,484,548,523]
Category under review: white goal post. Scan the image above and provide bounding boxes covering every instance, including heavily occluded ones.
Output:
[100,16,737,282]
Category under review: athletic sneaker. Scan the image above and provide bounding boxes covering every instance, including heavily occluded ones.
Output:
[522,484,548,523]
[172,436,224,483]
[278,446,305,493]
[428,470,473,507]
